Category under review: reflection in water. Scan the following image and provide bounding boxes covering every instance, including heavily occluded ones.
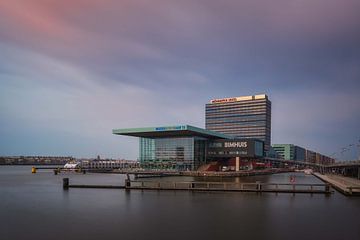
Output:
[0,166,359,240]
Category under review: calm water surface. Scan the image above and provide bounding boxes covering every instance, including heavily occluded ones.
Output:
[0,166,359,240]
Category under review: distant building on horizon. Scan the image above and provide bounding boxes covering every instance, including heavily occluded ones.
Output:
[272,144,306,161]
[205,94,271,152]
[271,143,335,165]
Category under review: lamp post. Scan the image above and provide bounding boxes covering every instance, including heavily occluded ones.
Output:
[357,141,360,161]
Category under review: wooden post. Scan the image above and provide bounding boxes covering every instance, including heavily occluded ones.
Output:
[125,179,131,189]
[325,184,330,192]
[256,181,261,192]
[236,157,240,172]
[63,178,69,190]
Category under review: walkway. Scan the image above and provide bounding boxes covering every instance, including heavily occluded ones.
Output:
[313,173,360,196]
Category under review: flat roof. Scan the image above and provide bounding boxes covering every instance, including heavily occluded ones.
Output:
[209,94,268,104]
[112,125,231,139]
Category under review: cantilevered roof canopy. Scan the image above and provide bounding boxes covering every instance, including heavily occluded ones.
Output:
[112,125,231,139]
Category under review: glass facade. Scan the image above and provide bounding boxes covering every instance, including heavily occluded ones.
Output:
[255,141,264,156]
[139,137,207,170]
[205,95,271,152]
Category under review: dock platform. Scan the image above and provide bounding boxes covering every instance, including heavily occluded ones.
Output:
[124,180,331,194]
[63,178,332,194]
[313,173,360,196]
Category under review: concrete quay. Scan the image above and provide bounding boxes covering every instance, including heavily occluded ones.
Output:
[313,173,360,196]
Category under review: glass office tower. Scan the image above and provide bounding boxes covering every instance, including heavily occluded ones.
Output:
[205,94,271,152]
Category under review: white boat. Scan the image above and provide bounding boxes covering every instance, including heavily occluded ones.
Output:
[304,169,313,175]
[64,162,81,169]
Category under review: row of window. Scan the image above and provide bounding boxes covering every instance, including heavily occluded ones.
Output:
[206,106,271,112]
[206,105,269,113]
[206,116,268,122]
[206,123,270,130]
[206,127,270,133]
[215,129,270,135]
[206,100,270,108]
[206,111,268,118]
[206,122,270,128]
[206,107,271,114]
[206,121,267,126]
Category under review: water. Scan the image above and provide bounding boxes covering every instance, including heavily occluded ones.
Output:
[0,166,359,240]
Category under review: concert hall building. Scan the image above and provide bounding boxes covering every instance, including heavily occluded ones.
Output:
[113,94,269,170]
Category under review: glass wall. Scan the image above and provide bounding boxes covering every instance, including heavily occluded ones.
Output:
[139,137,207,170]
[254,140,264,157]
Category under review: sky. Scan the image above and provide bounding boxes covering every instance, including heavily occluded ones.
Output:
[0,0,359,160]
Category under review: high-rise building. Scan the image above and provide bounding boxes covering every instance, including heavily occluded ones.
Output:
[205,94,271,152]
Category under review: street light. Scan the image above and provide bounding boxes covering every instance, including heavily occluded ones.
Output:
[357,138,360,160]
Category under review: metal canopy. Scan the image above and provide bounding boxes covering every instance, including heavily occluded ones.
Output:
[112,125,231,139]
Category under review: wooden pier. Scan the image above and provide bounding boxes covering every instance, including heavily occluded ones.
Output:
[125,180,332,194]
[313,173,360,196]
[62,178,125,189]
[62,178,332,194]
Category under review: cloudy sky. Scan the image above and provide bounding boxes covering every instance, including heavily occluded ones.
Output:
[0,0,359,160]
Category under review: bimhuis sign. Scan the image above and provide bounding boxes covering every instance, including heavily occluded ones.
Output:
[207,140,255,157]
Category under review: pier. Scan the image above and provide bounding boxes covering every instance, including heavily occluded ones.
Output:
[62,177,332,194]
[124,180,331,194]
[313,173,360,196]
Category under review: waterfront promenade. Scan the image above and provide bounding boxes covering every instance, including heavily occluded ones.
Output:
[313,173,360,195]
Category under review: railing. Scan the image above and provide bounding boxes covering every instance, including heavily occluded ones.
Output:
[61,177,332,194]
[126,180,331,194]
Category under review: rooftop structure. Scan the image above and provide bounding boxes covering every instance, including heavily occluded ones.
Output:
[112,125,231,139]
